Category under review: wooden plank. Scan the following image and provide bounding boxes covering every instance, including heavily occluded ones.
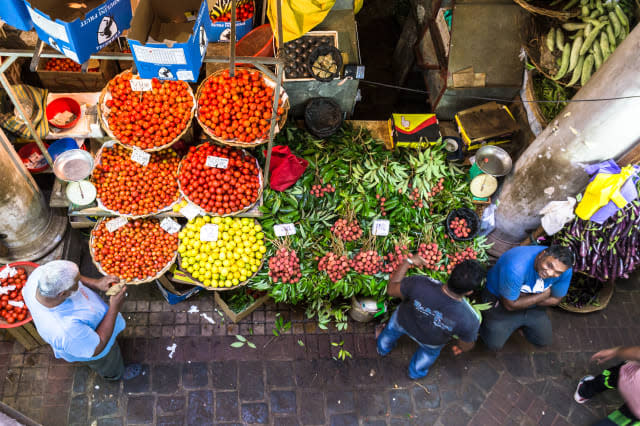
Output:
[7,326,39,351]
[22,322,45,345]
[36,59,117,93]
[214,292,269,323]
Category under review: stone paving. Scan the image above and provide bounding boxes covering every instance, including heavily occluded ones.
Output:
[1,273,639,425]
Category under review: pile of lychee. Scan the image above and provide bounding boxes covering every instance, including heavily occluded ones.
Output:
[349,250,383,275]
[317,252,351,282]
[310,183,335,198]
[331,219,363,242]
[417,242,444,271]
[268,247,302,283]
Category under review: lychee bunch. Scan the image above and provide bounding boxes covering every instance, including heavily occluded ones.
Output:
[446,247,478,273]
[311,183,335,198]
[417,242,444,271]
[331,219,363,242]
[350,250,383,275]
[382,244,411,273]
[268,247,302,283]
[317,252,351,282]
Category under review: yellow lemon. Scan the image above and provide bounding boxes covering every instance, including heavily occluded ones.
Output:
[178,245,186,253]
[211,280,219,288]
[204,270,211,279]
[233,251,241,260]
[241,217,251,225]
[203,215,211,223]
[203,279,211,287]
[220,267,229,277]
[223,217,233,225]
[259,245,266,254]
[241,225,250,234]
[251,265,258,272]
[186,230,195,239]
[212,216,221,224]
[225,279,232,288]
[254,224,262,232]
[256,232,264,240]
[195,217,205,227]
[178,230,186,239]
[223,259,231,267]
[232,278,239,286]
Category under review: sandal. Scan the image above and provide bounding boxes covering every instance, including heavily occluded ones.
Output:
[122,363,142,381]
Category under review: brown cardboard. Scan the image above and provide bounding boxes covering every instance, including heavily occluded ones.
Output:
[27,0,107,22]
[128,0,201,45]
[36,58,118,92]
[214,291,269,323]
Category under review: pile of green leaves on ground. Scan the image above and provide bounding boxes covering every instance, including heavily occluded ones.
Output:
[250,124,491,328]
[532,73,577,122]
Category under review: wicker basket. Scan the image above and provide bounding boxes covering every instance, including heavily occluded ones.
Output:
[89,218,178,285]
[195,67,289,148]
[513,0,580,20]
[176,219,265,291]
[91,141,181,218]
[98,69,196,152]
[177,147,263,216]
[523,16,582,88]
[522,69,549,131]
[0,262,39,328]
[558,276,614,313]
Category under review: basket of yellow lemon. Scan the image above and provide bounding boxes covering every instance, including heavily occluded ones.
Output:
[176,215,266,290]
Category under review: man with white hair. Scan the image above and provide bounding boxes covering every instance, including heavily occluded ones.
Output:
[22,260,138,380]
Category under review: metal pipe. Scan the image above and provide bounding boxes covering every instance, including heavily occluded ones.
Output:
[230,0,236,77]
[0,49,282,65]
[264,0,285,188]
[493,25,640,242]
[0,72,54,167]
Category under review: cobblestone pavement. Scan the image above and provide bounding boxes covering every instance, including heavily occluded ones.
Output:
[1,273,638,425]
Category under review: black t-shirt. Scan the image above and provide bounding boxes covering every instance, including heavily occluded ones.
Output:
[396,275,481,346]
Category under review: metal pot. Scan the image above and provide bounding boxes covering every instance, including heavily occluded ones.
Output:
[475,145,513,176]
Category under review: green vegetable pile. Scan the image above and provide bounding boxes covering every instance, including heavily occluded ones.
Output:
[544,0,633,87]
[531,73,577,123]
[249,125,492,329]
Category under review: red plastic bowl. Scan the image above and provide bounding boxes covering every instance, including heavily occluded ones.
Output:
[0,261,39,329]
[17,142,50,173]
[236,24,274,57]
[46,97,81,129]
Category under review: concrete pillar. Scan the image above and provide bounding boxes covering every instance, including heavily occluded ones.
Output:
[492,25,640,242]
[0,128,67,262]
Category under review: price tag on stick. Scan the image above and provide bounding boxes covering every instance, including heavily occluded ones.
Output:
[106,217,128,232]
[372,219,390,236]
[200,224,219,241]
[274,223,296,237]
[130,79,153,91]
[205,156,229,169]
[160,217,181,234]
[180,203,201,221]
[131,148,150,166]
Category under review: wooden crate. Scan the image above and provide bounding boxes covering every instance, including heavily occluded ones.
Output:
[214,291,269,323]
[6,322,45,351]
[36,59,118,93]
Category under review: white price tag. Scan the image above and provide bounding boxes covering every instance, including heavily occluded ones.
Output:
[130,79,153,91]
[106,217,128,232]
[372,219,390,236]
[131,148,150,166]
[8,300,24,309]
[0,266,17,279]
[200,224,219,242]
[274,223,296,237]
[160,217,181,234]
[180,203,201,221]
[205,156,229,169]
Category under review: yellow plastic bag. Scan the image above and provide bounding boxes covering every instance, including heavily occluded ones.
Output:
[575,165,637,220]
[267,0,335,45]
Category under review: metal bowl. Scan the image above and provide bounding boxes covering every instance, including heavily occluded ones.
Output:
[475,145,513,176]
[52,149,94,182]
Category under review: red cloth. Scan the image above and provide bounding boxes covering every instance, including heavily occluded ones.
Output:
[263,146,308,191]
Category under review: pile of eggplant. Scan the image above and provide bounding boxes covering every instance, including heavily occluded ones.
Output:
[554,195,640,282]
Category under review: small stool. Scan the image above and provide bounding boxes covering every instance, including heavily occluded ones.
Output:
[5,321,45,351]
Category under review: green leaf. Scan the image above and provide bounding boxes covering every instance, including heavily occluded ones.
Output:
[235,335,246,342]
[247,342,257,349]
[230,342,245,348]
[297,340,305,346]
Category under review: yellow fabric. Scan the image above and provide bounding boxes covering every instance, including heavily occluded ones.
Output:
[354,0,363,14]
[575,165,637,220]
[267,0,335,45]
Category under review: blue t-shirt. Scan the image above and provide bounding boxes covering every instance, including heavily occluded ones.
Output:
[23,270,125,363]
[397,275,481,346]
[486,245,572,301]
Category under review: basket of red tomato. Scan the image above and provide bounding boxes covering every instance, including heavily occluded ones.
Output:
[91,141,181,217]
[196,67,289,147]
[0,262,38,328]
[178,142,263,215]
[98,70,196,152]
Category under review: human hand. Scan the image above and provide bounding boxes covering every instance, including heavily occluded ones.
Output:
[96,275,119,292]
[409,254,428,269]
[109,284,127,311]
[451,345,462,356]
[591,347,620,364]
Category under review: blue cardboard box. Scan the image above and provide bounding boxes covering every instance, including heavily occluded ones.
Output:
[207,0,254,42]
[127,0,210,82]
[24,0,132,64]
[0,0,33,31]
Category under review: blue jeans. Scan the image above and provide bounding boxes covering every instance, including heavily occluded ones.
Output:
[377,310,444,380]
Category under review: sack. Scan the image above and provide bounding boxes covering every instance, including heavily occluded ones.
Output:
[0,85,49,139]
[263,145,308,191]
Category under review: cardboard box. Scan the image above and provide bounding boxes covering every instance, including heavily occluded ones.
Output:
[214,291,269,323]
[0,0,34,31]
[207,0,254,42]
[127,0,210,82]
[24,0,133,64]
[37,58,118,92]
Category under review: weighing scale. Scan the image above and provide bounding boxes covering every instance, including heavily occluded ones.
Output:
[468,145,513,202]
[52,149,97,207]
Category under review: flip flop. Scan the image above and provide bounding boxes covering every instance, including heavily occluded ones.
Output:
[122,363,142,381]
